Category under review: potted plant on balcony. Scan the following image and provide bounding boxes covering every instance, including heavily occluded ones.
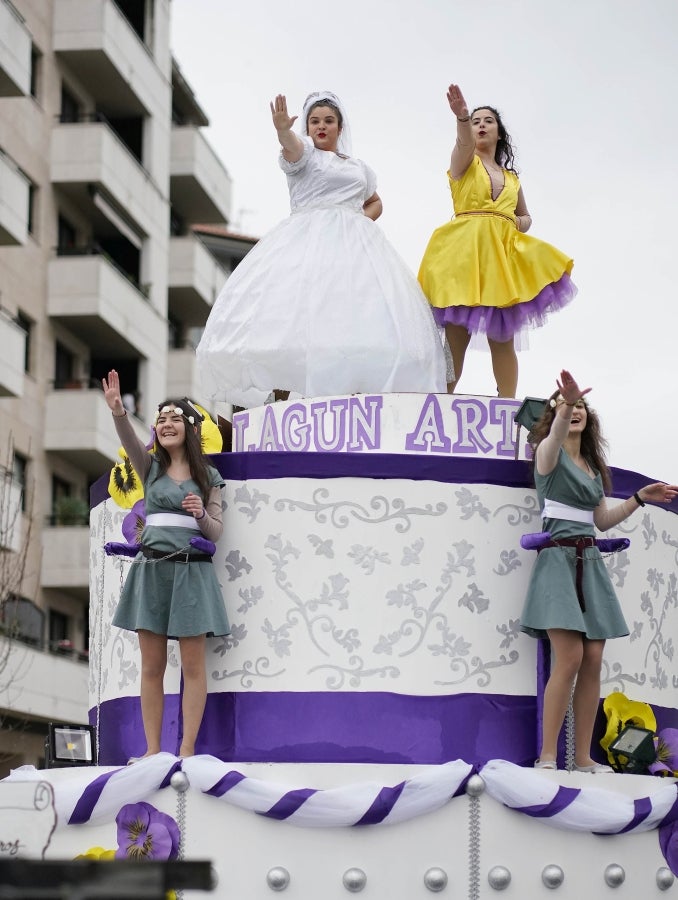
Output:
[54,496,89,526]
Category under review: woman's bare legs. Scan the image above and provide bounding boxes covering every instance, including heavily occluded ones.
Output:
[137,629,168,757]
[444,324,471,393]
[572,638,605,767]
[177,634,207,757]
[487,336,518,398]
[538,629,584,763]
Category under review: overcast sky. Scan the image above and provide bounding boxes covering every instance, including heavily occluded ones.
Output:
[171,0,678,484]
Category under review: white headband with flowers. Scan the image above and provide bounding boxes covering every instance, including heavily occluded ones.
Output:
[155,405,195,425]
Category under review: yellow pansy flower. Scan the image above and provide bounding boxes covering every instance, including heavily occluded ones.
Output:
[600,691,656,766]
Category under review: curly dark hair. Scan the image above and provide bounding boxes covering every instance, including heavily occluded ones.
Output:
[151,398,212,501]
[471,105,518,174]
[305,99,343,132]
[530,390,612,494]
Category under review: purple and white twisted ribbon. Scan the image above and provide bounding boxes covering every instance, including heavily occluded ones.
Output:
[5,756,678,835]
[482,760,678,833]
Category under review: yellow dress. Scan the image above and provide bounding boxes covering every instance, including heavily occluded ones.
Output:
[418,157,576,342]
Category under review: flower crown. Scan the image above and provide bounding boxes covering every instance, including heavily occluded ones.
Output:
[154,399,204,427]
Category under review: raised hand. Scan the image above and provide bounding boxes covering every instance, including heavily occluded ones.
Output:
[638,483,678,505]
[556,369,591,406]
[270,94,298,133]
[102,369,125,415]
[447,84,470,120]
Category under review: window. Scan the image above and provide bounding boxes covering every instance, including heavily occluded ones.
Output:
[48,609,70,651]
[54,341,76,388]
[57,214,77,253]
[15,311,32,373]
[12,452,28,513]
[1,596,44,649]
[29,45,41,100]
[113,0,146,42]
[60,84,80,123]
[27,183,37,236]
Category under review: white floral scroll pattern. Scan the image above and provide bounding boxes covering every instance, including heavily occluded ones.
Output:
[90,480,678,713]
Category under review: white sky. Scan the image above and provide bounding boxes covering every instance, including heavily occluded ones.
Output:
[171,0,678,484]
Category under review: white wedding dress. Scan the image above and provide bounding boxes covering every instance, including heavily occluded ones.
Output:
[197,137,446,408]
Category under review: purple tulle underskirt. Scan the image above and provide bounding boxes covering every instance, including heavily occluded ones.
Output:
[432,272,577,343]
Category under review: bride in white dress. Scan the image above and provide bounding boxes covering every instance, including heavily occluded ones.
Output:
[197,91,447,408]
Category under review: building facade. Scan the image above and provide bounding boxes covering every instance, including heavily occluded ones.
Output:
[0,0,251,774]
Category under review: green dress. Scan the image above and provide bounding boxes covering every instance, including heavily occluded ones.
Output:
[112,458,230,638]
[520,449,629,640]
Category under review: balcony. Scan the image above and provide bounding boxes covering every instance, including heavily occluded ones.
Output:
[51,120,167,240]
[48,252,166,361]
[0,0,31,96]
[0,147,29,245]
[41,525,89,595]
[2,640,88,722]
[44,388,150,478]
[170,126,232,225]
[167,346,204,404]
[53,0,168,117]
[0,309,25,397]
[168,234,226,326]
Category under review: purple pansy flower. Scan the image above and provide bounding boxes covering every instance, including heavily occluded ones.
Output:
[649,728,678,777]
[121,500,146,546]
[115,801,180,860]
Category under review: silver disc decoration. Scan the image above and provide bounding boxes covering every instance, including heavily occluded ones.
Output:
[541,864,565,889]
[342,868,367,892]
[488,866,511,890]
[657,867,675,891]
[266,867,290,891]
[423,867,448,892]
[603,864,625,887]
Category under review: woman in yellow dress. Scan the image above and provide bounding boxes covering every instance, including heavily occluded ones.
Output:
[418,84,576,397]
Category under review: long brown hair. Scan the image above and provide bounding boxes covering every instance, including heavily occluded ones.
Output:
[151,398,212,501]
[530,390,612,493]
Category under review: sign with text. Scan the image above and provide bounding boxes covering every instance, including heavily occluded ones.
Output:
[232,393,534,460]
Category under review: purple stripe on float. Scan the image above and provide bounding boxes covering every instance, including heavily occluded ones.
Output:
[355,781,406,825]
[69,768,121,824]
[205,769,247,798]
[92,691,539,768]
[260,787,318,820]
[90,452,676,512]
[609,796,653,834]
[516,785,581,818]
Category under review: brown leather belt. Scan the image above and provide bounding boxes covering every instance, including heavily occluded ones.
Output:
[537,536,597,612]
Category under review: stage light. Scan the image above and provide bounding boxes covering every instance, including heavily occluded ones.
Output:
[608,724,656,774]
[45,723,96,768]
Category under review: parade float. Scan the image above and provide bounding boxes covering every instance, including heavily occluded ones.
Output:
[3,392,678,899]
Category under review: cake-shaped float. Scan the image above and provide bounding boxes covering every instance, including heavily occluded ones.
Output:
[5,392,678,899]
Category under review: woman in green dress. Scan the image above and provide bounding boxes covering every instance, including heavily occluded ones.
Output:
[103,370,229,762]
[521,369,677,771]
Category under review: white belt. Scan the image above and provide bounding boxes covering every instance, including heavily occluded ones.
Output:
[542,500,594,525]
[145,513,200,530]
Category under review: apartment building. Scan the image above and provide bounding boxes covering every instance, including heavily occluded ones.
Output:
[0,0,252,773]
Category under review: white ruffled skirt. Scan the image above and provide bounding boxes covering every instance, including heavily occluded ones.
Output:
[197,205,447,408]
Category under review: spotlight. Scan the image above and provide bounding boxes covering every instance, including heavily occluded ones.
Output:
[608,724,656,774]
[45,722,96,768]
